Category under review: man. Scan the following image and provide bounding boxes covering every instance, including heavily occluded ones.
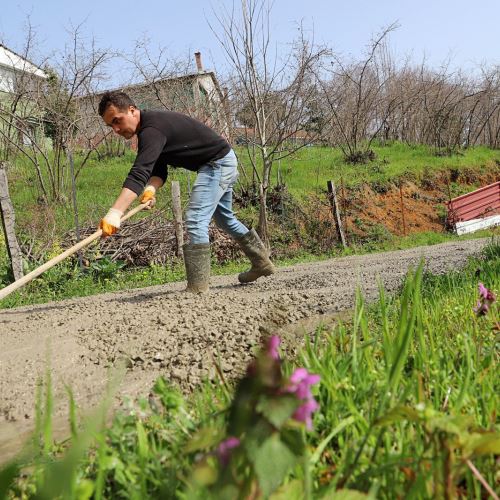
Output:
[98,91,275,292]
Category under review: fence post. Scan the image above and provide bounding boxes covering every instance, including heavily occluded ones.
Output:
[171,181,184,258]
[67,149,83,270]
[340,174,349,244]
[327,180,347,249]
[0,161,24,281]
[399,182,407,236]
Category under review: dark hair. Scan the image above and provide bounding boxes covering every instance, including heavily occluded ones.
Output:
[98,91,136,116]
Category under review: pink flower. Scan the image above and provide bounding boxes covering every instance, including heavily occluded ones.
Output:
[478,283,496,302]
[293,398,320,430]
[286,368,320,429]
[287,368,321,400]
[267,336,281,360]
[474,283,496,316]
[216,437,240,466]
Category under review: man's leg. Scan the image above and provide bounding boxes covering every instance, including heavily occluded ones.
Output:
[213,188,248,239]
[212,154,275,284]
[183,161,226,292]
[185,164,223,244]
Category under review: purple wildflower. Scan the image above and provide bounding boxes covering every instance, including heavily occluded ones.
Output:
[478,283,496,302]
[474,282,496,316]
[287,368,321,399]
[286,367,320,429]
[293,398,320,430]
[216,436,240,466]
[267,336,281,360]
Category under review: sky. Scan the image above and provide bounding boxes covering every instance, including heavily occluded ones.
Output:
[1,0,498,85]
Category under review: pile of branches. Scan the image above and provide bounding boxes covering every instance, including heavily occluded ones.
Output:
[64,209,243,267]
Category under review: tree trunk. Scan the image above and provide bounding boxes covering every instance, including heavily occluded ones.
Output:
[256,183,269,249]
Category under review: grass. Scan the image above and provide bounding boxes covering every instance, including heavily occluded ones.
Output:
[6,142,500,235]
[1,239,499,498]
[239,142,499,199]
[0,227,497,309]
[300,244,500,497]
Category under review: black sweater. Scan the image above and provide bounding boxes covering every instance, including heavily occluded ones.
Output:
[123,110,230,195]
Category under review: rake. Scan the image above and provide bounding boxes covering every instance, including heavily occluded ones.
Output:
[0,202,151,301]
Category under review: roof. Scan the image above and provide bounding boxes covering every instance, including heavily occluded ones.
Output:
[89,70,217,98]
[0,44,48,79]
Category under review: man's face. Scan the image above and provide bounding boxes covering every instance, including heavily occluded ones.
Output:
[102,105,140,139]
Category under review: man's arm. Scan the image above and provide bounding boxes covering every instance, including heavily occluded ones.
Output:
[112,187,139,213]
[100,177,165,236]
[100,127,167,236]
[123,127,167,194]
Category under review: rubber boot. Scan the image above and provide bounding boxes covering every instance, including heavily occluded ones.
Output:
[183,243,211,293]
[236,229,276,284]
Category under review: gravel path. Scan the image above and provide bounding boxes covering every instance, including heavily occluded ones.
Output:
[0,238,488,461]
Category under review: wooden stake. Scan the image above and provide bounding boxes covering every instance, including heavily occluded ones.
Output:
[0,161,23,281]
[327,180,347,248]
[399,182,407,236]
[171,181,184,258]
[67,149,83,270]
[0,202,150,301]
[340,174,349,244]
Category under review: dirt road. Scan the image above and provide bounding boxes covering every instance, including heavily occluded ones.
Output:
[0,238,488,461]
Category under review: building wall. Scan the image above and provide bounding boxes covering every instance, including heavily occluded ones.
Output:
[0,47,49,155]
[0,66,15,93]
[75,71,230,152]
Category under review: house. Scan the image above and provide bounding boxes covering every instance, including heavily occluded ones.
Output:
[0,44,49,146]
[76,52,231,151]
[0,44,48,94]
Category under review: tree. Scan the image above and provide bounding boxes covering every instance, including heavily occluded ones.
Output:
[0,22,112,202]
[316,23,400,163]
[211,0,327,247]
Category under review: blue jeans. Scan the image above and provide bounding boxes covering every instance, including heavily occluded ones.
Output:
[185,149,249,244]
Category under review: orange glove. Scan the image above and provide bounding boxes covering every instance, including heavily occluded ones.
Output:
[99,208,123,237]
[140,185,156,208]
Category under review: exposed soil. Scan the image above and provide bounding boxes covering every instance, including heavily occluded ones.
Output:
[348,182,445,235]
[343,169,500,239]
[0,237,490,463]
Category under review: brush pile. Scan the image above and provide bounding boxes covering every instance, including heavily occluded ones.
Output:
[64,209,242,267]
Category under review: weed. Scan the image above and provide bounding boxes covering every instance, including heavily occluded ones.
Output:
[88,257,126,281]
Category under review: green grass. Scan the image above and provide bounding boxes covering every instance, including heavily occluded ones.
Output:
[2,239,498,498]
[299,246,499,497]
[237,142,499,198]
[6,142,500,236]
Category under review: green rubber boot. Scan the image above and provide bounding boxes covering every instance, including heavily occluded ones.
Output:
[183,243,211,293]
[236,229,276,284]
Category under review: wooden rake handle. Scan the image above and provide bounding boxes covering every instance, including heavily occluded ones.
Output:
[0,203,151,301]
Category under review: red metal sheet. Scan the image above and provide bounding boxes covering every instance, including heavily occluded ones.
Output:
[447,181,500,223]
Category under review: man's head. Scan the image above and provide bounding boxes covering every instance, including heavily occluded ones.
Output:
[98,91,140,139]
